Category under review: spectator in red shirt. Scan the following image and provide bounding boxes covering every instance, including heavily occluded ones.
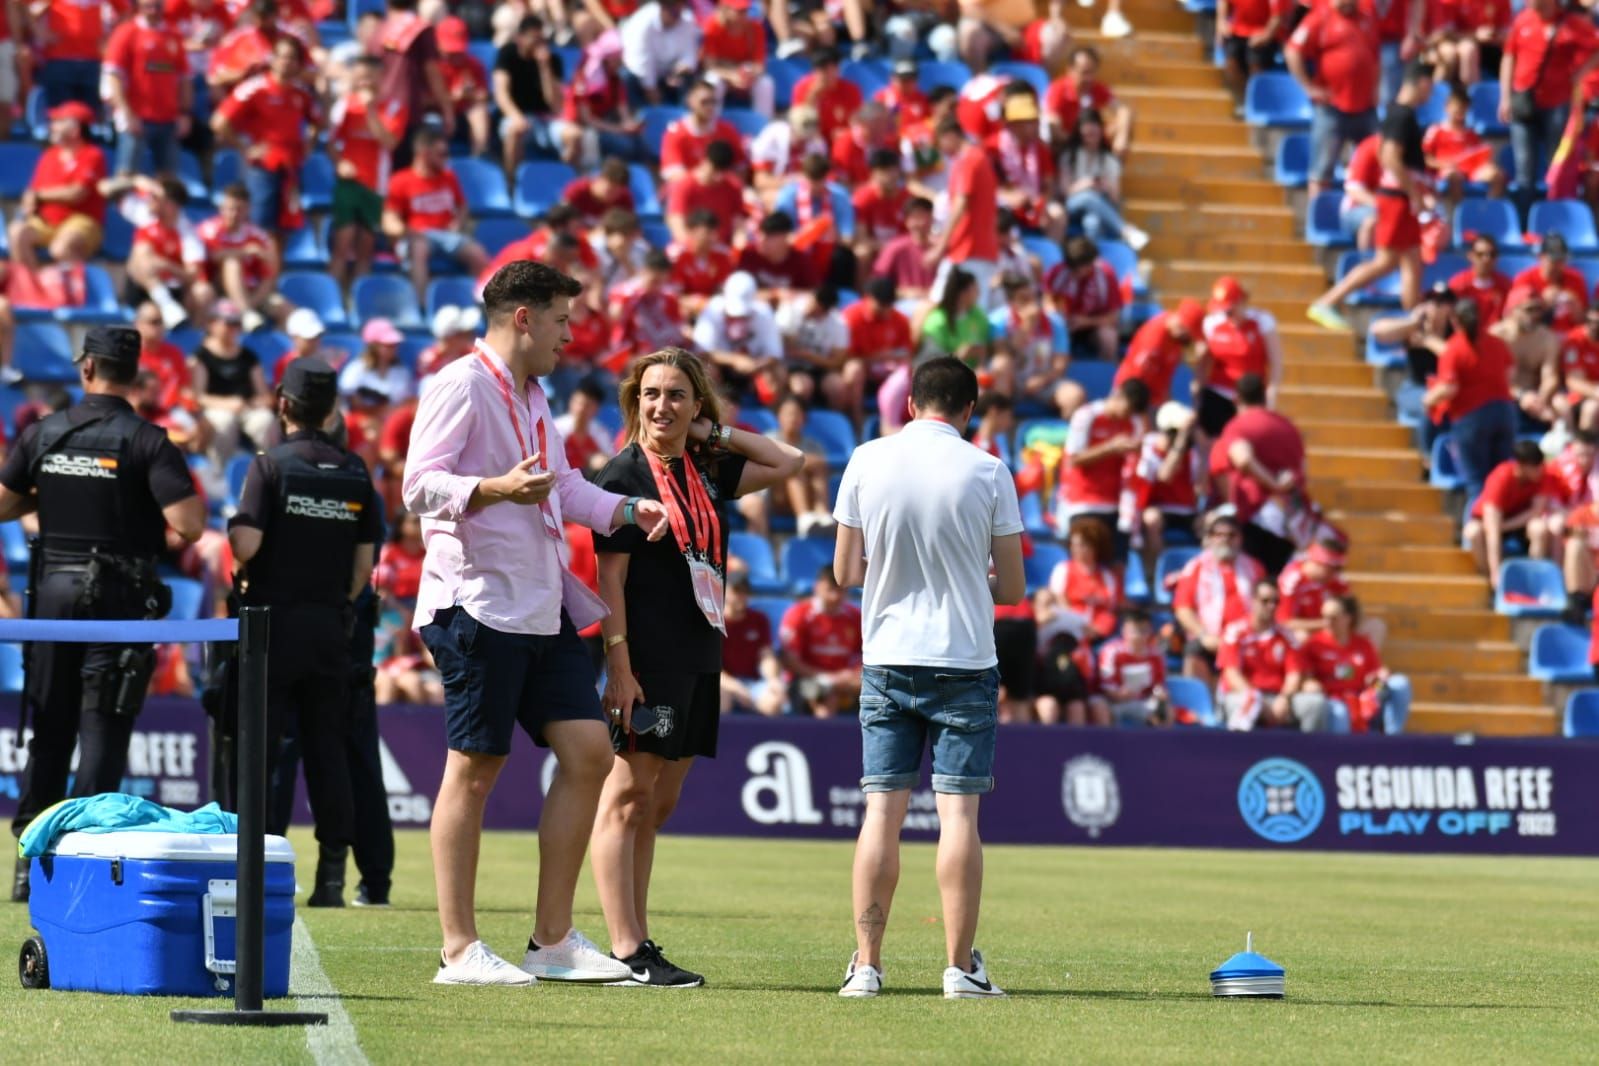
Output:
[874,59,930,136]
[563,157,636,229]
[1561,305,1599,434]
[1301,594,1409,733]
[992,90,1065,244]
[1218,580,1329,731]
[1463,440,1565,587]
[435,16,491,158]
[1509,233,1588,334]
[36,0,111,114]
[126,176,204,328]
[927,118,1001,307]
[8,102,109,275]
[833,275,912,429]
[1117,297,1206,408]
[1093,609,1171,727]
[195,181,280,328]
[1287,0,1380,199]
[829,100,895,189]
[134,300,207,455]
[1199,275,1284,434]
[1424,85,1506,203]
[669,208,735,317]
[1217,0,1291,98]
[1424,297,1517,502]
[382,128,489,299]
[1276,538,1352,639]
[1131,402,1203,574]
[790,46,862,143]
[1209,374,1307,575]
[738,210,814,306]
[1047,519,1126,641]
[660,79,747,183]
[1044,46,1132,155]
[1173,512,1267,687]
[750,103,827,195]
[664,138,748,247]
[104,0,192,178]
[611,248,690,359]
[1045,236,1123,363]
[779,566,863,718]
[1501,0,1599,217]
[560,28,647,169]
[720,573,786,715]
[871,195,936,300]
[700,0,773,117]
[329,55,408,294]
[212,37,324,235]
[1449,233,1513,327]
[990,272,1074,411]
[1058,379,1150,544]
[850,147,908,278]
[416,305,481,381]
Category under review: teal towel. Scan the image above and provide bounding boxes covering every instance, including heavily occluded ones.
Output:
[18,793,238,858]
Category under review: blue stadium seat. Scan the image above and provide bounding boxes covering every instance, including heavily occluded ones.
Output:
[640,106,688,159]
[1528,623,1591,683]
[1153,546,1199,606]
[990,60,1050,98]
[1422,252,1468,291]
[513,160,574,219]
[346,0,383,30]
[1274,133,1309,188]
[476,217,528,256]
[13,323,77,382]
[1020,491,1051,537]
[1024,541,1066,591]
[426,277,480,319]
[300,153,335,213]
[749,597,795,646]
[0,644,21,694]
[768,56,811,111]
[739,407,778,434]
[1414,81,1449,128]
[1305,190,1353,247]
[251,330,293,368]
[23,85,47,141]
[1364,312,1406,368]
[0,521,29,569]
[100,211,136,262]
[225,453,253,510]
[629,163,664,219]
[1166,675,1218,727]
[283,218,331,270]
[175,151,210,202]
[351,275,426,332]
[1428,432,1465,491]
[1067,361,1116,399]
[806,409,857,468]
[1499,252,1536,279]
[211,149,243,203]
[396,336,430,372]
[319,331,363,366]
[840,59,889,98]
[917,60,971,94]
[1529,200,1599,255]
[1572,257,1599,298]
[456,157,514,218]
[468,41,497,77]
[1243,72,1311,128]
[1494,558,1564,617]
[1336,250,1402,309]
[641,219,672,250]
[1467,80,1507,137]
[0,143,41,199]
[1022,234,1063,272]
[730,531,785,594]
[1563,690,1599,736]
[55,265,129,325]
[1124,553,1151,602]
[781,536,837,594]
[278,271,349,329]
[1453,197,1521,249]
[1097,240,1147,298]
[164,577,206,621]
[721,107,770,142]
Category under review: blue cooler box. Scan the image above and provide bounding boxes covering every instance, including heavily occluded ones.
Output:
[27,831,296,997]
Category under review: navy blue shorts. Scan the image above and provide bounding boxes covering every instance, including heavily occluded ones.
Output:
[421,606,604,756]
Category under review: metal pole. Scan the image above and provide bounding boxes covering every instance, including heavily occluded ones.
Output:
[234,605,268,1013]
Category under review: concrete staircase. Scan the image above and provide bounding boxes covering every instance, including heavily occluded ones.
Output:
[1060,3,1555,734]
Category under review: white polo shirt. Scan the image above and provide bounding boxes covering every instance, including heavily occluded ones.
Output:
[833,418,1024,670]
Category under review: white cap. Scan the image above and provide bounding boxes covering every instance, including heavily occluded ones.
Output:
[285,308,325,340]
[431,304,482,339]
[722,271,758,317]
[1155,401,1193,434]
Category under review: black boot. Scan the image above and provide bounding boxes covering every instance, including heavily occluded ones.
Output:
[11,855,29,903]
[1563,591,1589,628]
[306,844,347,908]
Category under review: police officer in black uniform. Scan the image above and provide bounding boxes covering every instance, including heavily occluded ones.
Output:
[227,358,382,907]
[0,327,205,902]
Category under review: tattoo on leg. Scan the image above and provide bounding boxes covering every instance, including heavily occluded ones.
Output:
[857,902,887,943]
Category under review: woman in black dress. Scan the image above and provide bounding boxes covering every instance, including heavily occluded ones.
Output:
[590,347,803,987]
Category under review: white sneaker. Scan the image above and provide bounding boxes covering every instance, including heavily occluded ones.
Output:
[943,948,1006,999]
[521,928,632,983]
[434,940,536,986]
[1100,10,1134,36]
[1123,224,1150,252]
[796,511,820,539]
[839,952,883,998]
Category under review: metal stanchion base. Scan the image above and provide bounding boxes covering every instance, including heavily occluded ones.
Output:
[171,1009,329,1026]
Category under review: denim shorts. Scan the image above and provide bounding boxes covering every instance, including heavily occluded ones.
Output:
[420,606,604,755]
[858,664,1000,795]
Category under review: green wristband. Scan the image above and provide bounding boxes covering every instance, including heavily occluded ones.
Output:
[622,496,639,525]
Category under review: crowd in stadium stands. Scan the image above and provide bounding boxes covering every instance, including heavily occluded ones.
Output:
[9,0,1599,732]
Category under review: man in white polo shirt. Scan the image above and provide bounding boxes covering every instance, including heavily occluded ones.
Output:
[830,355,1026,1001]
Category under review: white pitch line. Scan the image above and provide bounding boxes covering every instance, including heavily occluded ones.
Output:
[290,915,370,1066]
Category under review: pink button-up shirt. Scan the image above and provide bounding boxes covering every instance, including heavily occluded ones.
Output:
[402,341,623,635]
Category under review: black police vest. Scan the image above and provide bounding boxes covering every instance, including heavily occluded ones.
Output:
[244,443,371,608]
[31,405,162,559]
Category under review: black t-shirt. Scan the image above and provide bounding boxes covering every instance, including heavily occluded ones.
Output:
[0,395,196,557]
[495,43,563,118]
[1381,104,1425,178]
[195,344,262,400]
[593,443,747,675]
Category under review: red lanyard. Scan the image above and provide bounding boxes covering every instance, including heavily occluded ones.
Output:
[644,448,722,568]
[475,345,560,539]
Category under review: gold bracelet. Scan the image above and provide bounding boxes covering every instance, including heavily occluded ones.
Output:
[604,633,627,650]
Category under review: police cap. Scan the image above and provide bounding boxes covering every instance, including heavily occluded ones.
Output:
[280,357,339,408]
[78,326,141,369]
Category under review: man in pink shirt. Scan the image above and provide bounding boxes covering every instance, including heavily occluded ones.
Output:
[402,261,669,986]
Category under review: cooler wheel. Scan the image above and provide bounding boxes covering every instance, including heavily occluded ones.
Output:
[18,935,48,989]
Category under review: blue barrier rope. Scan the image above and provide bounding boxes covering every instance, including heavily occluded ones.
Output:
[0,618,238,643]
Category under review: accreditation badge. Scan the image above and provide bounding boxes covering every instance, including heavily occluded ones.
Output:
[687,556,727,635]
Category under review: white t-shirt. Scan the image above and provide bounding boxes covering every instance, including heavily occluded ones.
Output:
[692,298,783,360]
[833,418,1024,669]
[774,302,848,358]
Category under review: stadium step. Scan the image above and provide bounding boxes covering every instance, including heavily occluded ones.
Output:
[1311,480,1444,513]
[1124,175,1306,207]
[1151,263,1327,301]
[1125,200,1298,240]
[1382,640,1523,673]
[1135,121,1261,149]
[1278,388,1391,421]
[1130,145,1271,181]
[1280,363,1380,388]
[1117,88,1242,122]
[1374,607,1511,643]
[1149,238,1319,265]
[1346,573,1486,610]
[1407,702,1558,735]
[1299,421,1416,449]
[1327,510,1457,545]
[1408,672,1549,705]
[1309,448,1423,481]
[1347,545,1478,576]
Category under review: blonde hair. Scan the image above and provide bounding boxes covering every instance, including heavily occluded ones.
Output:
[618,347,726,446]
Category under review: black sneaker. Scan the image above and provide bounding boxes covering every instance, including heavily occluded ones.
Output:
[307,882,345,908]
[352,882,390,907]
[609,940,704,988]
[11,856,28,904]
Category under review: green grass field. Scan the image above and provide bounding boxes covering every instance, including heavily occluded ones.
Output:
[2,830,1597,1064]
